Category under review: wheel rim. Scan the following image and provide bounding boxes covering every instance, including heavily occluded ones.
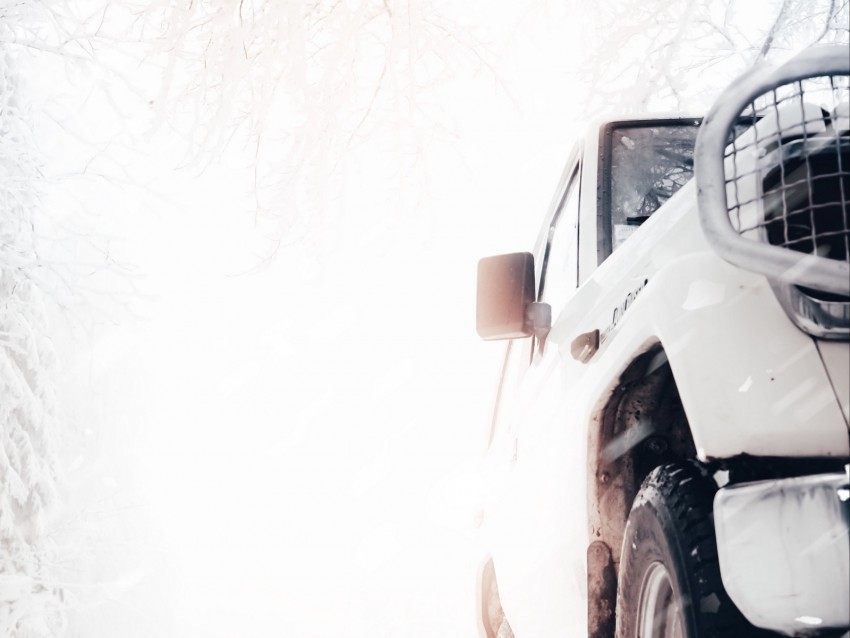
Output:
[637,562,685,638]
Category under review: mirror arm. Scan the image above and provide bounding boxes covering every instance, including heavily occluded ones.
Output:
[525,302,552,353]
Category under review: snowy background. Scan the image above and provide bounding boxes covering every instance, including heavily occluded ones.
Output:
[0,1,846,636]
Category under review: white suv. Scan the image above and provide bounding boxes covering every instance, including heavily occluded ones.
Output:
[475,45,849,638]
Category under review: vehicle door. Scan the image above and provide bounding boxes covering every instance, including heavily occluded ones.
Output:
[489,158,590,638]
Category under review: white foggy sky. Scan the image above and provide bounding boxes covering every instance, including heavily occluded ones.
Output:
[30,3,583,636]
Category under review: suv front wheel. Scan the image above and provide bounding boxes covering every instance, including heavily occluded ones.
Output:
[615,462,771,638]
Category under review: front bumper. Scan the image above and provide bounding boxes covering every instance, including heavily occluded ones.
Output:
[713,469,850,636]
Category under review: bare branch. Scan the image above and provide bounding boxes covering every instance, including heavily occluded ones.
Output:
[755,0,791,62]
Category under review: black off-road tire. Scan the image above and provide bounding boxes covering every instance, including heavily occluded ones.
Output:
[615,462,772,638]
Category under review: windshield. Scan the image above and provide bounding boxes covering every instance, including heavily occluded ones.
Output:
[609,123,700,251]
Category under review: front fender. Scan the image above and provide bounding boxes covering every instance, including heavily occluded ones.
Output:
[622,251,848,459]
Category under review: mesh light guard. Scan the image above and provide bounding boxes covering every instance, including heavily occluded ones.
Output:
[696,46,850,297]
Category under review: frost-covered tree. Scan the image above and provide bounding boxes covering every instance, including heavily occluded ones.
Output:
[133,0,850,238]
[0,46,65,638]
[571,0,850,113]
[0,2,143,634]
[138,0,489,244]
[147,0,482,151]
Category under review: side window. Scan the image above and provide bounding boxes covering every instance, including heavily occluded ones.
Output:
[539,166,581,313]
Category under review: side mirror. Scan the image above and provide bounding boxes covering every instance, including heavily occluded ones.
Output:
[476,252,550,340]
